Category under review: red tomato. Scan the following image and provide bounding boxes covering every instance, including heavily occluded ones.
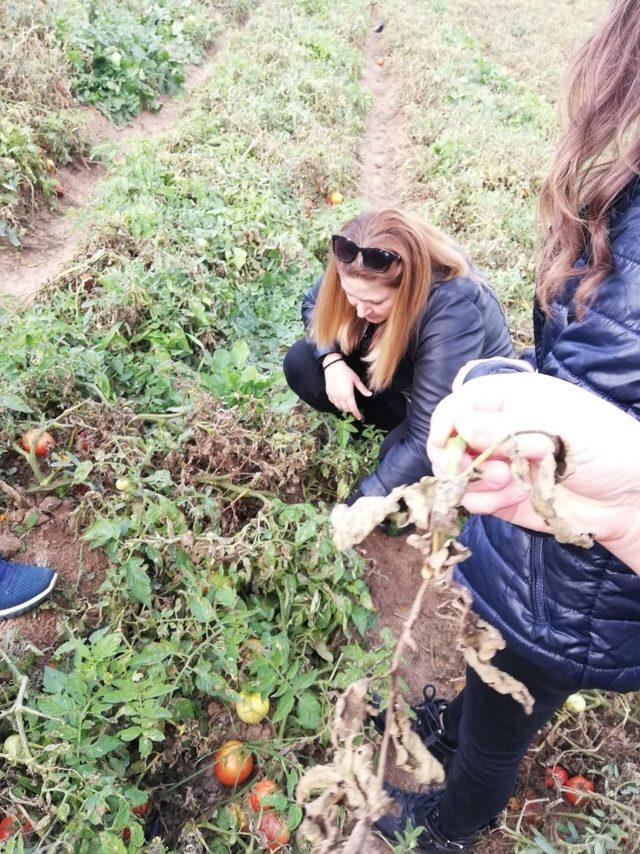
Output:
[213,740,254,787]
[249,779,278,812]
[259,811,290,850]
[20,429,55,458]
[122,826,131,842]
[565,774,595,806]
[545,764,569,789]
[132,797,151,817]
[0,816,32,840]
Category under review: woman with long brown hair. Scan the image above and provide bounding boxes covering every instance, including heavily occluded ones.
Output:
[376,2,640,851]
[284,209,514,503]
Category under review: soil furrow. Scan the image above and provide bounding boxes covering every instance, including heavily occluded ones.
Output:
[0,30,233,300]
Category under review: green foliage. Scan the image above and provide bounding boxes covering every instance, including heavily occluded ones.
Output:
[0,0,379,848]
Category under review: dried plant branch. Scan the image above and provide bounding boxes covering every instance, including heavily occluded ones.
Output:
[297,430,592,850]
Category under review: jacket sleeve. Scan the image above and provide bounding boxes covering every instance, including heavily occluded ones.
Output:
[301,275,341,360]
[539,252,640,413]
[358,286,494,496]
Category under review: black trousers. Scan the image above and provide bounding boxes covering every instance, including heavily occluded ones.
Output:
[436,646,578,838]
[283,338,408,445]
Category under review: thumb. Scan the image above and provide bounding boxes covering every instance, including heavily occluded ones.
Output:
[354,376,372,397]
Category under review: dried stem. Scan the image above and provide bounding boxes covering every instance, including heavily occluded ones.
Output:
[376,574,433,785]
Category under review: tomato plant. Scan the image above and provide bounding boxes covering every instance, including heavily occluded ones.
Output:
[214,741,254,787]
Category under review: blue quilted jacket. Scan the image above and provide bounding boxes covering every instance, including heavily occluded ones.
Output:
[458,178,640,692]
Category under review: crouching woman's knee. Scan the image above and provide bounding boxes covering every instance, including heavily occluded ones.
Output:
[283,339,322,398]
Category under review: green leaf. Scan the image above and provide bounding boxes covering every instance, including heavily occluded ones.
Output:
[72,460,94,485]
[118,726,142,742]
[272,691,295,724]
[122,557,152,607]
[287,803,304,830]
[296,691,323,730]
[0,393,32,413]
[188,594,214,622]
[82,518,123,547]
[42,666,67,694]
[232,247,247,270]
[351,606,372,637]
[214,585,237,609]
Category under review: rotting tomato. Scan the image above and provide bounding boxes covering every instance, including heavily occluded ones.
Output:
[213,740,254,787]
[249,779,278,812]
[259,811,290,850]
[545,764,569,790]
[564,774,595,806]
[20,429,55,458]
[0,816,33,840]
[132,797,151,817]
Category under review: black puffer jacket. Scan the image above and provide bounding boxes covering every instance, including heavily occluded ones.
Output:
[458,178,640,692]
[302,274,514,496]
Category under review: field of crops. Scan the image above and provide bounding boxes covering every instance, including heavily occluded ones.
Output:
[1,0,639,852]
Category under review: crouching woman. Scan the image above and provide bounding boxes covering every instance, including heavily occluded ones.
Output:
[284,209,515,502]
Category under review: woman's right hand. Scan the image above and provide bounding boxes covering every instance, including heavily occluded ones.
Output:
[322,355,372,420]
[427,373,640,571]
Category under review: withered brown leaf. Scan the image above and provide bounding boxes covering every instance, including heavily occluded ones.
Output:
[389,696,445,784]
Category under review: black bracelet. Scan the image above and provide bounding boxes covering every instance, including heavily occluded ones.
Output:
[322,356,344,371]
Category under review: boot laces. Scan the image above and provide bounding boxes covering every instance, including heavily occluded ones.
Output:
[412,684,449,742]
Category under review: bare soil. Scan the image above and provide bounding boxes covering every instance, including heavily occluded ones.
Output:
[0,506,108,653]
[358,6,411,208]
[0,38,227,301]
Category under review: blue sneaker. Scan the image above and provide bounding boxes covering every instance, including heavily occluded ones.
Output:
[0,559,58,619]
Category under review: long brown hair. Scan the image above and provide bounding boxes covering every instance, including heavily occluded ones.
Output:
[312,209,469,390]
[537,0,640,312]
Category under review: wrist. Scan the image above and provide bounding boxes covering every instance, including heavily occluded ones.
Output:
[321,352,342,367]
[598,494,640,571]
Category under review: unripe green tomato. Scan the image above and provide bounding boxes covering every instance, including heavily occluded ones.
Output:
[108,50,122,68]
[564,693,587,714]
[115,478,131,492]
[3,734,27,763]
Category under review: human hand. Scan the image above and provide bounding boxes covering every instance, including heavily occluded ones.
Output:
[427,373,640,570]
[323,357,372,420]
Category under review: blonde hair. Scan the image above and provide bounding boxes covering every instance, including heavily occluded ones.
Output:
[537,0,640,314]
[311,209,469,390]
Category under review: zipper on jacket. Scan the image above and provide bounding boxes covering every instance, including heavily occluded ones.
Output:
[530,538,546,623]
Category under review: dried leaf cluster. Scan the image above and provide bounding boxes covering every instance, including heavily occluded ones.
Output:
[296,433,591,850]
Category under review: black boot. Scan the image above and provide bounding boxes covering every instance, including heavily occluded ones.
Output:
[375,786,480,851]
[370,684,458,771]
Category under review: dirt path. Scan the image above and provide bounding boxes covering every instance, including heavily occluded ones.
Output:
[358,6,411,208]
[0,34,230,301]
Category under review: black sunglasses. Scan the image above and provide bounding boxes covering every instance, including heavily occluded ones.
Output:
[331,235,401,273]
